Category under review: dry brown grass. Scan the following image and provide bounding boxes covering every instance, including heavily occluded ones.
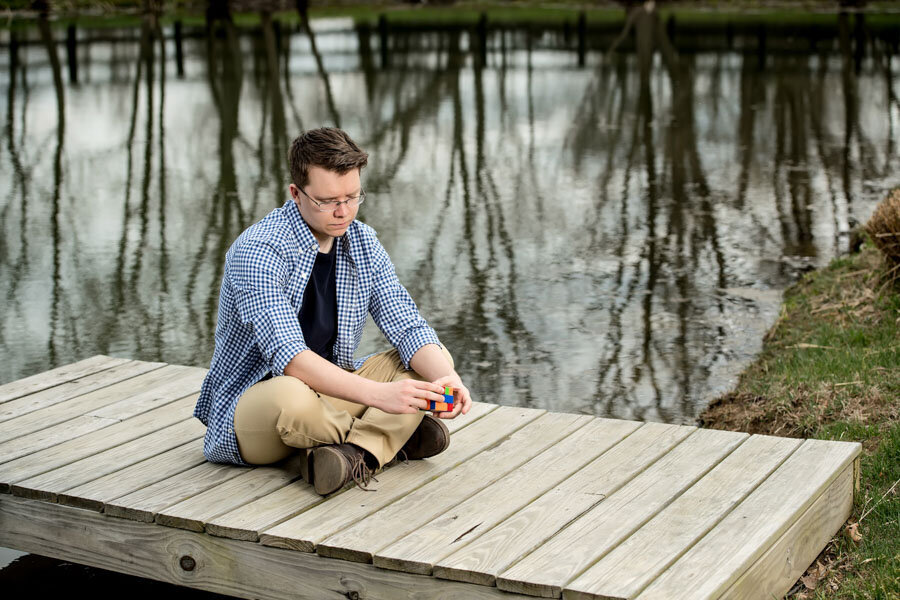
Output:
[865,188,900,278]
[702,385,898,452]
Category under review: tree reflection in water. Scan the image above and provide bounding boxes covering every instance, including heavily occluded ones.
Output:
[0,10,898,423]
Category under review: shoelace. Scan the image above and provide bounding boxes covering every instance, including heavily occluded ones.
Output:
[349,453,378,492]
[383,448,410,470]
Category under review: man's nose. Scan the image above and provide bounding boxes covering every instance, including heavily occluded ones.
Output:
[334,201,350,217]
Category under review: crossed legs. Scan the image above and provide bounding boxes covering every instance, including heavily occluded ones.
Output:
[232,346,454,469]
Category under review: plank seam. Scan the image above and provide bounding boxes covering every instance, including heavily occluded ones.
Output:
[319,413,596,560]
[211,410,570,543]
[371,420,647,576]
[717,462,855,599]
[304,409,551,546]
[205,488,331,541]
[705,446,860,600]
[146,404,503,533]
[430,422,691,585]
[0,364,196,445]
[493,427,710,595]
[6,414,202,494]
[615,435,806,600]
[0,355,124,404]
[66,436,209,504]
[58,445,209,512]
[551,433,751,599]
[257,407,549,550]
[0,361,170,424]
[445,402,500,435]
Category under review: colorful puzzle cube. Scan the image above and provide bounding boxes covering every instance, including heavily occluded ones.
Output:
[427,386,458,412]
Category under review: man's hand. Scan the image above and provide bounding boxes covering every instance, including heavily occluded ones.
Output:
[371,379,446,415]
[430,375,472,419]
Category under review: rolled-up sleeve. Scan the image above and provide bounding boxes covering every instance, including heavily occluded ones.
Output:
[368,240,440,370]
[228,240,308,376]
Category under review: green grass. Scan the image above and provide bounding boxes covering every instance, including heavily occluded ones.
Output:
[702,243,900,598]
[821,424,900,599]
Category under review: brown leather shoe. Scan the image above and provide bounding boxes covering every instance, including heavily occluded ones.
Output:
[310,444,377,496]
[399,414,450,460]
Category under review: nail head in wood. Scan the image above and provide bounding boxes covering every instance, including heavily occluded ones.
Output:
[180,555,196,571]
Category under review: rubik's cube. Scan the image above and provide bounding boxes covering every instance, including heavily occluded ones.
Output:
[428,386,458,412]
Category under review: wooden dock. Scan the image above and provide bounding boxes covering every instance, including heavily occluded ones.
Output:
[0,355,860,600]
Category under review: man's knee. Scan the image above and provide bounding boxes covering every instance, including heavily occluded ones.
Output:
[263,376,323,419]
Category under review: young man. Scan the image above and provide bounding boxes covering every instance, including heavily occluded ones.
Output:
[193,127,471,495]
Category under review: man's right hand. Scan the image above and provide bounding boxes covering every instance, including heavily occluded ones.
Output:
[371,379,446,414]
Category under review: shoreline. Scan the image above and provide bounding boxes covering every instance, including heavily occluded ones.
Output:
[3,1,900,29]
[699,243,899,598]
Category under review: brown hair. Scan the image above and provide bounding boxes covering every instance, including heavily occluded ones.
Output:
[288,127,369,189]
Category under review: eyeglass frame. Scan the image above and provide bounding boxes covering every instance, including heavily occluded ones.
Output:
[295,185,366,212]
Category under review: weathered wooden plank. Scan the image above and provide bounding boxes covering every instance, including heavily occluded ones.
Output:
[154,453,308,532]
[105,458,245,522]
[432,421,694,586]
[0,415,119,464]
[495,428,748,597]
[205,401,499,543]
[259,405,547,553]
[58,438,207,511]
[440,401,500,434]
[0,355,129,404]
[86,365,207,419]
[0,364,205,459]
[374,418,642,575]
[564,434,802,600]
[0,363,185,445]
[318,412,592,563]
[205,478,325,542]
[719,462,855,600]
[0,359,166,424]
[0,494,539,600]
[11,418,205,501]
[634,439,861,600]
[0,394,197,492]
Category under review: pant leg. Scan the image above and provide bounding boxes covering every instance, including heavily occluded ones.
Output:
[233,375,362,465]
[344,345,454,468]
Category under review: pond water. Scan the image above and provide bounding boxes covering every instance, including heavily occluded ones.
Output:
[1,8,899,591]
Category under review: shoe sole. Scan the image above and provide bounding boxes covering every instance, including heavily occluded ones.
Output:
[312,446,349,496]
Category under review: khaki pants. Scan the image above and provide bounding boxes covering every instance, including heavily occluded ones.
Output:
[233,346,453,468]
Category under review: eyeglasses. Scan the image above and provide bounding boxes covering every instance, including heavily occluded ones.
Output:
[297,187,366,212]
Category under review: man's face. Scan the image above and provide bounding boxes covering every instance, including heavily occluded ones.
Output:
[290,165,361,245]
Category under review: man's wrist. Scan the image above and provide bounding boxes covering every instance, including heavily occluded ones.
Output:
[355,378,381,409]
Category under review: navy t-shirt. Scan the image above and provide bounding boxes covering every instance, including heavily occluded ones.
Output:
[298,243,338,361]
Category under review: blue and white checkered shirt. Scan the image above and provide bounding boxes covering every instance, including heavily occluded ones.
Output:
[193,199,441,465]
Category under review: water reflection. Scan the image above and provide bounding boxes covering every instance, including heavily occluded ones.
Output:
[1,10,899,428]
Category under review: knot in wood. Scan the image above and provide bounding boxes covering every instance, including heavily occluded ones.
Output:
[346,592,360,600]
[179,555,196,571]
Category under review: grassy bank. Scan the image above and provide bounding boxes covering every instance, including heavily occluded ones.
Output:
[700,242,899,599]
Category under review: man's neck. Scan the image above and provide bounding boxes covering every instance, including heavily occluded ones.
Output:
[314,233,335,254]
